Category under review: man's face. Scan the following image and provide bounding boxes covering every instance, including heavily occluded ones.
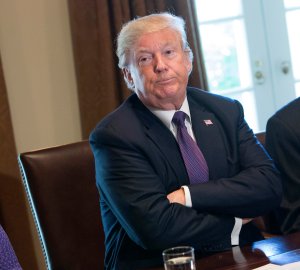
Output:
[124,28,192,110]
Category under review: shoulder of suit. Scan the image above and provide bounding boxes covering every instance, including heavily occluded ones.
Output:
[91,93,156,136]
[187,86,238,108]
[90,94,135,129]
[270,97,300,122]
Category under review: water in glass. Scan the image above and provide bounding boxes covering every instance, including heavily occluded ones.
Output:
[164,256,196,270]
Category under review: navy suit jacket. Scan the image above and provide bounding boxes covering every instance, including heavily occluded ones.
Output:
[90,87,282,269]
[266,97,300,234]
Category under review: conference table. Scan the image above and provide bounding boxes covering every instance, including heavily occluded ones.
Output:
[145,232,300,269]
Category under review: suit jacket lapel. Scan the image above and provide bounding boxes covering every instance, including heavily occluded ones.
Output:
[132,96,189,186]
[188,96,229,180]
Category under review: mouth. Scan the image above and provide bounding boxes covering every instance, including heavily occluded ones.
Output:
[156,78,175,85]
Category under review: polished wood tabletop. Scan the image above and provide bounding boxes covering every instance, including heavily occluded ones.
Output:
[145,232,300,270]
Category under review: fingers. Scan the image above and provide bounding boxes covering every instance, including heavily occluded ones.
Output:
[167,188,186,205]
[242,218,253,225]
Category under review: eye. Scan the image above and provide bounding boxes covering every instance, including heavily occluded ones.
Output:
[164,49,176,58]
[138,55,152,66]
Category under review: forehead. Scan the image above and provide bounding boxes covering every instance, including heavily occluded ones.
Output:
[134,28,182,52]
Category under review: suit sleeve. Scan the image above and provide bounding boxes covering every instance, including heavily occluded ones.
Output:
[266,115,300,233]
[189,101,282,218]
[90,126,235,251]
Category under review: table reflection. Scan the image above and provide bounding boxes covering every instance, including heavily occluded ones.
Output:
[145,232,300,270]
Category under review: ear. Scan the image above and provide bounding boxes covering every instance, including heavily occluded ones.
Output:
[184,52,193,75]
[187,60,192,74]
[184,59,192,76]
[122,68,133,83]
[122,67,135,90]
[184,51,193,74]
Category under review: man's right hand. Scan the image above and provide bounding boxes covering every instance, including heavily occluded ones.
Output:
[242,218,253,225]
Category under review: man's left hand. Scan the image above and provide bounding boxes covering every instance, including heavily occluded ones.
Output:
[167,188,186,205]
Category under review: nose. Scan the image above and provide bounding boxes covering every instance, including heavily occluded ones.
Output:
[154,54,168,73]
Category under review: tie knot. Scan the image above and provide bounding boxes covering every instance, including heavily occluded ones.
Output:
[172,111,186,127]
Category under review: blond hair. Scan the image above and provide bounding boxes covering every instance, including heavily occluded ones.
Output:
[116,12,193,68]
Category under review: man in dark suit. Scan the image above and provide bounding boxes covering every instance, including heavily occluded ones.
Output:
[266,97,300,234]
[90,13,282,269]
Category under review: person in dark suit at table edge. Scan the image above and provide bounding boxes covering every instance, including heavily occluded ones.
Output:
[265,97,300,235]
[89,13,282,269]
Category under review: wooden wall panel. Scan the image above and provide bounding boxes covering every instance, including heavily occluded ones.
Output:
[0,54,44,269]
[68,0,130,138]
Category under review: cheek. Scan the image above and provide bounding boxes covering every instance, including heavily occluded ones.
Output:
[180,64,191,81]
[139,70,154,84]
[131,70,143,85]
[183,58,192,73]
[132,72,150,90]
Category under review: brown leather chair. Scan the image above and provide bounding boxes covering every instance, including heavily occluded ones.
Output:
[255,131,266,147]
[18,141,104,270]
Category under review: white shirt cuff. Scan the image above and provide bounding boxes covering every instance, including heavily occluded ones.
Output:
[231,217,242,245]
[182,186,241,246]
[182,185,192,207]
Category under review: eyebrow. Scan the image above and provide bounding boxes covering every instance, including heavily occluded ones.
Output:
[136,49,152,54]
[136,43,178,54]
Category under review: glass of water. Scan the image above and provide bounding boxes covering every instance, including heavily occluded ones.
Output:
[162,246,196,270]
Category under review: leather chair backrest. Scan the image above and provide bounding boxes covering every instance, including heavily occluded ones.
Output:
[255,131,266,147]
[18,141,104,270]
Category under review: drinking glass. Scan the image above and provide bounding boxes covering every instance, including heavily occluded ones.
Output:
[162,246,196,270]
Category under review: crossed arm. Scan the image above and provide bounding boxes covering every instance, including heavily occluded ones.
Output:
[90,118,282,250]
[167,188,253,225]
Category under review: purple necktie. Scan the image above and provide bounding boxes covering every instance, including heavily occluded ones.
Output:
[172,111,209,184]
[0,225,22,270]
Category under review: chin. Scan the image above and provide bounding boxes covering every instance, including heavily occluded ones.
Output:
[157,85,180,96]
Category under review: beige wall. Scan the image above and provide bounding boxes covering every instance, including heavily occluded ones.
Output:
[0,1,82,268]
[0,0,81,154]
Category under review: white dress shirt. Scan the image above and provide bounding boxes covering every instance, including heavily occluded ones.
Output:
[148,96,242,245]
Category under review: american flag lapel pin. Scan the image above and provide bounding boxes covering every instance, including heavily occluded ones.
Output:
[204,119,213,126]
